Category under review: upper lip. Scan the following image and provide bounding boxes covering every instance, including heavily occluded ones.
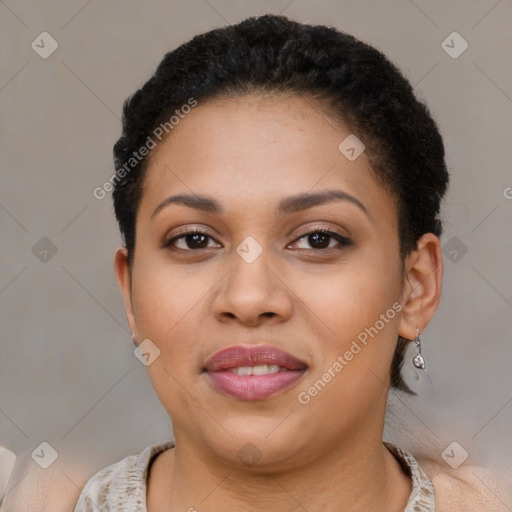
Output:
[204,344,308,372]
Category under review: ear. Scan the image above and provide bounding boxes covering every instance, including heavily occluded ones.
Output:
[398,233,443,340]
[114,246,139,340]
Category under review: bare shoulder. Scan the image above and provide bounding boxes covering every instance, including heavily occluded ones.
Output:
[417,457,512,512]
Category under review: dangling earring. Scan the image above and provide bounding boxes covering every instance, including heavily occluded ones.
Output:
[131,332,137,347]
[412,328,425,370]
[400,328,432,395]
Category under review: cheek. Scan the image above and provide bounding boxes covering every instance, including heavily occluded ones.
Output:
[291,251,403,400]
[130,265,204,415]
[129,266,203,398]
[293,252,402,339]
[131,260,204,339]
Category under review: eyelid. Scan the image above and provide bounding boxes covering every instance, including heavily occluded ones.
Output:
[162,225,222,248]
[163,224,352,251]
[287,225,352,251]
[291,224,351,242]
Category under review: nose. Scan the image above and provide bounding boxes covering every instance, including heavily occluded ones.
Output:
[212,246,293,327]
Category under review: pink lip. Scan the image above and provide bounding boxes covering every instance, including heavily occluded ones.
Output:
[204,345,308,401]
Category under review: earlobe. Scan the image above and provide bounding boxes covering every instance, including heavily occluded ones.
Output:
[114,247,138,337]
[398,233,443,340]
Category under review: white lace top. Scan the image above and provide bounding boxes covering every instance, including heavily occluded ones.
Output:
[73,441,435,511]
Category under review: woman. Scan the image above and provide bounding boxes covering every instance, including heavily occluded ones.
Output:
[73,14,509,512]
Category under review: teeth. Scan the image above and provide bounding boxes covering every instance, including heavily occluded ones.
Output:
[253,364,280,375]
[230,365,281,376]
[234,366,253,376]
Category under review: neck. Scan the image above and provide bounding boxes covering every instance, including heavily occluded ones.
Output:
[148,426,411,512]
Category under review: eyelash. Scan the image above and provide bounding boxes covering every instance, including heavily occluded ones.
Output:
[163,227,352,252]
[292,227,352,250]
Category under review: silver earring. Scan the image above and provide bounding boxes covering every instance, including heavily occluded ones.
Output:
[131,333,137,346]
[412,328,425,370]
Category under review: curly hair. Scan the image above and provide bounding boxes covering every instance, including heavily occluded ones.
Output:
[112,14,449,394]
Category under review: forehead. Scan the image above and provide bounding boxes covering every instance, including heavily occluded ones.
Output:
[138,94,396,226]
[150,93,344,160]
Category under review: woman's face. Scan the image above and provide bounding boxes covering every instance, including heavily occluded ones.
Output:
[117,94,411,469]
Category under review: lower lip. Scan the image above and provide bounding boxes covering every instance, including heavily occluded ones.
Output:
[206,369,307,400]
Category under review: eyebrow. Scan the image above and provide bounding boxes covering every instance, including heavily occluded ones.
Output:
[151,189,368,219]
[151,194,220,219]
[278,189,367,216]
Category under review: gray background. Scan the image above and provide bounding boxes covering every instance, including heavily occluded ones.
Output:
[1,0,511,505]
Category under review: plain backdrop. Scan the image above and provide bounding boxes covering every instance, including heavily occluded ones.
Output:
[1,0,511,503]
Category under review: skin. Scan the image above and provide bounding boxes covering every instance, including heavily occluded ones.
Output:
[114,93,443,511]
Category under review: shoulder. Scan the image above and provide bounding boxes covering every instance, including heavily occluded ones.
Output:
[417,457,512,512]
[73,442,174,512]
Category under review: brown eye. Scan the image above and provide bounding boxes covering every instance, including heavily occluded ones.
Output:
[290,229,352,251]
[185,233,209,249]
[307,232,331,249]
[164,230,221,251]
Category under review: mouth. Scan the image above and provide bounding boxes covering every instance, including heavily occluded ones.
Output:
[203,344,308,400]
